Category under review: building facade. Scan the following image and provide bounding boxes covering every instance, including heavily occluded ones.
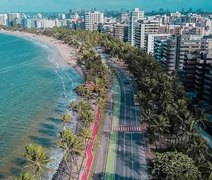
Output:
[154,36,179,74]
[84,11,104,31]
[147,33,171,54]
[134,20,159,50]
[114,23,128,42]
[127,8,144,46]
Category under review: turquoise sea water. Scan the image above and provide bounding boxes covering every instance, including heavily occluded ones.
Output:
[0,33,83,178]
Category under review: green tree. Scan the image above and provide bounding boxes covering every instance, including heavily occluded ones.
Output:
[61,112,72,124]
[15,172,35,180]
[22,144,50,177]
[151,151,201,180]
[80,127,92,145]
[58,128,84,173]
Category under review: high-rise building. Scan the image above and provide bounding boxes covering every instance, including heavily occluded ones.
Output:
[101,24,114,35]
[134,20,159,50]
[114,23,128,42]
[35,19,56,29]
[84,11,104,31]
[202,63,212,105]
[194,52,212,100]
[127,8,144,46]
[121,12,128,23]
[183,51,200,91]
[22,18,32,28]
[154,36,180,74]
[0,14,8,26]
[178,35,203,70]
[147,33,171,54]
[59,13,66,20]
[7,13,21,26]
[182,41,212,103]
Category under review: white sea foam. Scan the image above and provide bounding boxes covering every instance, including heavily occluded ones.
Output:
[0,56,39,73]
[48,55,69,99]
[22,36,50,50]
[46,147,64,180]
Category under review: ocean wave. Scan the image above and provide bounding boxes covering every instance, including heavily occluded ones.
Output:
[22,37,50,50]
[49,55,68,99]
[0,56,40,73]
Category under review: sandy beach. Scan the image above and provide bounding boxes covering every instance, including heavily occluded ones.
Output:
[0,30,78,66]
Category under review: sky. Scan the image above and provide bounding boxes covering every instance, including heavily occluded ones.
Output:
[0,0,211,12]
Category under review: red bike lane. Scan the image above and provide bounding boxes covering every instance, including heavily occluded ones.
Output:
[81,107,100,180]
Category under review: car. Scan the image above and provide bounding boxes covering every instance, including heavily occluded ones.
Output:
[118,146,121,151]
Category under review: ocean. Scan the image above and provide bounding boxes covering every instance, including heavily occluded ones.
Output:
[0,33,83,178]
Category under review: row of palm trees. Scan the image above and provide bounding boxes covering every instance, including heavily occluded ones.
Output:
[7,26,211,179]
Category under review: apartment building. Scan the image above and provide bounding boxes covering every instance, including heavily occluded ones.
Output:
[84,11,104,31]
[0,14,8,26]
[193,51,212,99]
[178,35,203,70]
[134,20,159,50]
[154,36,179,74]
[127,8,144,46]
[147,33,171,54]
[114,23,128,42]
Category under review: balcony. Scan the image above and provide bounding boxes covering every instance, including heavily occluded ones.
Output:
[204,84,211,90]
[196,70,204,74]
[195,74,204,79]
[202,95,210,100]
[204,79,211,85]
[195,83,202,90]
[196,65,204,69]
[205,73,211,79]
[195,79,203,87]
[203,87,210,93]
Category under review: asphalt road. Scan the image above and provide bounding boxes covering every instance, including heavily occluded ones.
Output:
[94,48,148,180]
[114,66,148,180]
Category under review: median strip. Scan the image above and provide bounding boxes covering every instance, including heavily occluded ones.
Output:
[104,77,121,179]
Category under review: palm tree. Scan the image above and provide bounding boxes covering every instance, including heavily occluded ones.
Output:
[149,114,170,149]
[194,107,209,129]
[186,134,209,162]
[197,158,212,180]
[80,128,92,145]
[58,128,84,173]
[75,85,87,96]
[15,172,35,180]
[22,144,51,178]
[79,100,92,112]
[79,110,94,127]
[69,101,79,112]
[97,96,106,109]
[61,112,72,124]
[69,100,91,113]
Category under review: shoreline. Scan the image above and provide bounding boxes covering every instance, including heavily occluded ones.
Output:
[0,29,79,67]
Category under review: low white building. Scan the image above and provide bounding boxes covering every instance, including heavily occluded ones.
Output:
[35,19,56,29]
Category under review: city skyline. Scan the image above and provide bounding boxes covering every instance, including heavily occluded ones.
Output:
[0,0,211,12]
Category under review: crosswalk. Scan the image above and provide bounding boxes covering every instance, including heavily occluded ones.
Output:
[112,126,144,132]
